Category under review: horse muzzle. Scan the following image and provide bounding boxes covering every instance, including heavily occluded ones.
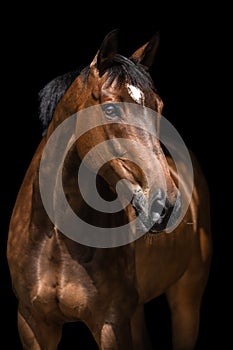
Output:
[131,188,181,233]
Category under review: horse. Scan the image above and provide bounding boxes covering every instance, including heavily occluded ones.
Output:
[7,30,212,350]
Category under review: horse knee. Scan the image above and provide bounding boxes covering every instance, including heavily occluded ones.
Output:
[101,323,118,349]
[100,321,133,350]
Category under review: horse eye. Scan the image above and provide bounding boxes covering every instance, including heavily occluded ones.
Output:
[102,103,120,119]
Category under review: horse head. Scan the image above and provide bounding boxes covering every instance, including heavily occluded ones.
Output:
[47,30,181,235]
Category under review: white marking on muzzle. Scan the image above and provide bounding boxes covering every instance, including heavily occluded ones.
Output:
[126,84,144,105]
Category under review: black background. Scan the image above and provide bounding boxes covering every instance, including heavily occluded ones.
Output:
[2,3,228,349]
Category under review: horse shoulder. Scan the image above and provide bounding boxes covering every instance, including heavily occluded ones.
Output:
[167,150,212,278]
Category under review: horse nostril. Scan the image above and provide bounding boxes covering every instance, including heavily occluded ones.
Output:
[149,190,181,233]
[150,191,168,226]
[167,192,182,229]
[131,190,147,218]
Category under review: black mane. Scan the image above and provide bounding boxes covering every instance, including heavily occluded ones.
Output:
[38,70,79,135]
[38,55,155,136]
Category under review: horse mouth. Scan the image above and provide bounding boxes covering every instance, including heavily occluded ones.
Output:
[136,216,166,234]
[149,221,167,234]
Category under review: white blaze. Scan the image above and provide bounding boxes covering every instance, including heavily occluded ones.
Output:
[126,84,144,105]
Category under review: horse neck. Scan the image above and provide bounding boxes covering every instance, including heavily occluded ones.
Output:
[62,144,129,229]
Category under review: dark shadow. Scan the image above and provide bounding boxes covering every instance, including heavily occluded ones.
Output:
[58,322,98,350]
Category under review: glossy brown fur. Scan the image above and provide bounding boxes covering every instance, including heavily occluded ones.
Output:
[7,31,212,349]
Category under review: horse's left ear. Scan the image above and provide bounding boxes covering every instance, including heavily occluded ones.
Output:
[90,29,119,75]
[130,33,160,69]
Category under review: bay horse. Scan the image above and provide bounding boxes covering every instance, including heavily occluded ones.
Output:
[7,30,212,349]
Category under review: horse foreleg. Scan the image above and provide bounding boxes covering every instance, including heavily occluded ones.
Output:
[18,309,62,350]
[166,280,202,350]
[130,305,153,350]
[166,239,211,350]
[166,227,212,350]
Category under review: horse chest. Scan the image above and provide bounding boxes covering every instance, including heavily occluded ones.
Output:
[54,250,138,322]
[56,264,97,320]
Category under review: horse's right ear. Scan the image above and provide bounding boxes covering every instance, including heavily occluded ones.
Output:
[90,29,119,75]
